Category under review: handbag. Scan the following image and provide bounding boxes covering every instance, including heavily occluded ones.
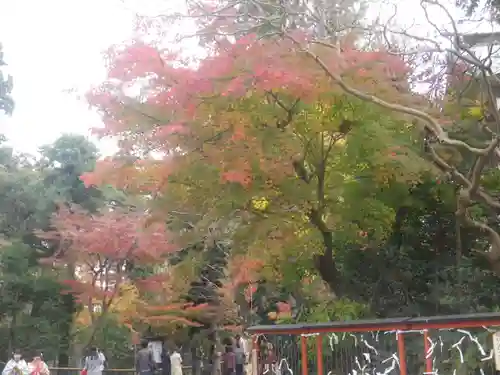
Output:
[81,369,88,375]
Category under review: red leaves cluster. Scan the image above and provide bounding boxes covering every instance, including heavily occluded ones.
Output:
[85,31,412,192]
[276,301,292,314]
[106,42,167,81]
[80,157,174,194]
[142,302,207,328]
[47,205,176,263]
[40,205,178,304]
[229,255,265,288]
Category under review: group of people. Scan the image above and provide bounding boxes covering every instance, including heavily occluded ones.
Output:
[1,336,276,375]
[2,350,49,375]
[0,347,106,375]
[221,334,248,375]
[136,340,183,375]
[136,334,249,375]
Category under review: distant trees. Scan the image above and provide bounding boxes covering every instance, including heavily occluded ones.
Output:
[0,44,13,115]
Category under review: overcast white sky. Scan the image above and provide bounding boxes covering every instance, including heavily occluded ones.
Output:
[0,0,492,156]
[0,0,140,154]
[0,0,206,155]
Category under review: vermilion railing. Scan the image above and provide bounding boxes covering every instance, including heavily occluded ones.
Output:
[246,312,500,375]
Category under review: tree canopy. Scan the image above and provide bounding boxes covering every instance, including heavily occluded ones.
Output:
[0,44,13,116]
[4,0,500,372]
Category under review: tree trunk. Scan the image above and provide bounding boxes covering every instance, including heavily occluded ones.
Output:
[210,325,221,375]
[8,312,17,355]
[191,346,202,375]
[58,293,76,366]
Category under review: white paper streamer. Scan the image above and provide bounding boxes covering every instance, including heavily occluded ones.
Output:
[257,327,495,375]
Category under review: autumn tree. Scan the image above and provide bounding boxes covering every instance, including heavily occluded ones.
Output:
[40,204,180,347]
[182,240,232,375]
[33,134,106,366]
[0,131,154,363]
[0,134,98,361]
[168,0,500,288]
[84,19,437,308]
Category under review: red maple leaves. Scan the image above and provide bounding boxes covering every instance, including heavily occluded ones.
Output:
[48,205,177,263]
[40,205,178,308]
[106,41,167,81]
[85,32,411,192]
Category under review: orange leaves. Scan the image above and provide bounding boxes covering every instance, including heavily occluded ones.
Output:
[276,301,291,313]
[81,157,174,194]
[228,255,265,287]
[268,301,292,320]
[142,302,210,328]
[144,316,202,327]
[221,169,252,188]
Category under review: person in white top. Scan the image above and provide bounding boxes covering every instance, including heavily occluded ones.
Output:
[2,350,29,375]
[97,350,106,372]
[83,347,104,375]
[235,335,247,354]
[235,334,250,375]
[169,348,182,375]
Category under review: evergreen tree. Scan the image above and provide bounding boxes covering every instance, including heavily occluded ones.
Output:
[24,134,105,366]
[184,241,229,375]
[0,44,14,115]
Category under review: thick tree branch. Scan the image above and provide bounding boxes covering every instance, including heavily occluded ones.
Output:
[285,33,490,155]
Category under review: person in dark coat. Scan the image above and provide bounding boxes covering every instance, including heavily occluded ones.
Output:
[161,345,171,375]
[136,341,155,375]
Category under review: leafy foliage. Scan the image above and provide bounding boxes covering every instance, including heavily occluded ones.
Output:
[0,44,14,115]
[5,0,500,369]
[84,33,434,301]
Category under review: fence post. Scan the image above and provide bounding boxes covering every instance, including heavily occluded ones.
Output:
[300,335,308,375]
[423,329,433,374]
[396,331,408,375]
[251,336,258,375]
[315,335,323,375]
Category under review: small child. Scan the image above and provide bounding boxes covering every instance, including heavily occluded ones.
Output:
[170,348,183,375]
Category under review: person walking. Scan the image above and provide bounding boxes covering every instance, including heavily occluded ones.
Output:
[234,336,246,356]
[28,352,49,375]
[221,345,235,375]
[160,345,171,375]
[3,350,29,375]
[169,348,182,375]
[97,349,106,372]
[234,340,245,375]
[83,347,105,375]
[262,343,277,375]
[136,341,155,375]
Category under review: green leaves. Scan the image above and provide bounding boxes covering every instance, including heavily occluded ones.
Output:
[0,44,14,116]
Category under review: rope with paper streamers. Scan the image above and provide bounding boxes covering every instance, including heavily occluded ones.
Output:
[253,327,498,375]
[424,327,495,375]
[327,331,400,375]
